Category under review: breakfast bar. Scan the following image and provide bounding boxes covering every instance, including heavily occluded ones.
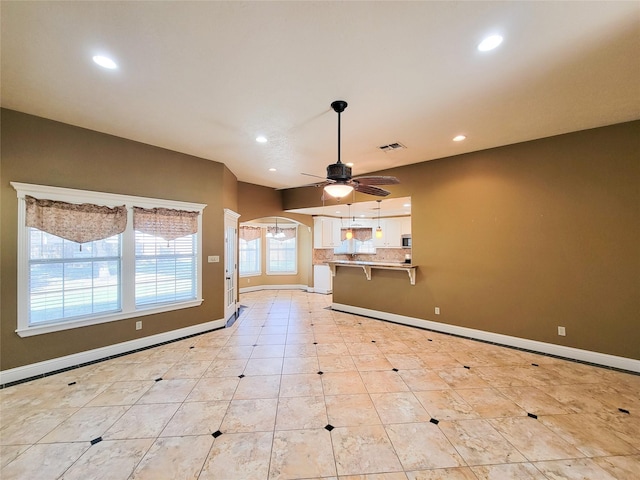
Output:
[326,260,417,285]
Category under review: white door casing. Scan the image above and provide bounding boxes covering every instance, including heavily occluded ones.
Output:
[224,209,240,324]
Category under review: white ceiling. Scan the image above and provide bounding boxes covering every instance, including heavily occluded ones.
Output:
[2,1,639,191]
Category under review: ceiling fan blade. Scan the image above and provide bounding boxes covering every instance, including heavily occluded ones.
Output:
[301,172,327,180]
[352,175,400,186]
[354,184,391,197]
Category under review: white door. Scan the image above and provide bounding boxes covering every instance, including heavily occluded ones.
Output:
[224,209,240,324]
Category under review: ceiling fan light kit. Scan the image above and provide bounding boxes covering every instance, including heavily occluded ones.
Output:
[324,183,354,198]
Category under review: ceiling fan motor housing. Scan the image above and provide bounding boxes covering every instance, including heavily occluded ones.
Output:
[326,162,352,182]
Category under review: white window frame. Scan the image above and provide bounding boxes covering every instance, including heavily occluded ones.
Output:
[12,182,206,337]
[266,227,298,275]
[239,236,261,277]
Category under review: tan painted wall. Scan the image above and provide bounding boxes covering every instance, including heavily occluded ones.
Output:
[1,109,231,370]
[284,121,640,360]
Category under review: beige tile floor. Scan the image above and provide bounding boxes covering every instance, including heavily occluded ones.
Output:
[1,289,639,479]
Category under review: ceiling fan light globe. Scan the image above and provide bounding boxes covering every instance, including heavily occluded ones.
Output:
[324,184,354,199]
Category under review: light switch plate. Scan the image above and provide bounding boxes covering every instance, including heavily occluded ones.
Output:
[208,256,220,263]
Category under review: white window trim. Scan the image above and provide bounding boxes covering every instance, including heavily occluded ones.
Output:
[11,182,207,337]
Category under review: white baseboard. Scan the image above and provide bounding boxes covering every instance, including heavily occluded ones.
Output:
[332,303,640,373]
[1,318,225,386]
[239,284,309,294]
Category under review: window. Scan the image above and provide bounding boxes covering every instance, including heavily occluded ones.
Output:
[13,183,206,337]
[267,228,297,274]
[135,231,197,307]
[239,237,261,276]
[29,231,121,325]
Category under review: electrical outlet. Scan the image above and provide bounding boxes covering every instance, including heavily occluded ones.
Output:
[136,321,142,330]
[435,307,440,315]
[558,326,566,336]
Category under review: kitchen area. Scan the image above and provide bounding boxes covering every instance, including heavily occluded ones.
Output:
[304,197,414,293]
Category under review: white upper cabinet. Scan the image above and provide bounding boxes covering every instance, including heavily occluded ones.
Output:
[401,217,411,235]
[373,217,404,248]
[314,217,342,248]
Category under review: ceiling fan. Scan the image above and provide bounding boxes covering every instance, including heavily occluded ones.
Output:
[302,100,400,200]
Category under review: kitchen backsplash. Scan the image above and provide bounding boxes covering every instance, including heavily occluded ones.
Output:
[313,248,410,265]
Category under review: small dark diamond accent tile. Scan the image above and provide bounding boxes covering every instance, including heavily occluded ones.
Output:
[324,424,334,431]
[238,374,245,379]
[528,413,538,419]
[531,363,539,367]
[189,346,194,349]
[310,324,314,326]
[428,339,433,342]
[371,340,376,343]
[313,342,318,345]
[463,366,471,369]
[90,437,103,445]
[68,381,77,386]
[619,408,630,414]
[317,371,324,375]
[212,430,223,438]
[392,368,399,372]
[155,378,163,382]
[430,418,439,425]
[253,344,258,347]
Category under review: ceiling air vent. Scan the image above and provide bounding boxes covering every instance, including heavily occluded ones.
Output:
[378,142,406,152]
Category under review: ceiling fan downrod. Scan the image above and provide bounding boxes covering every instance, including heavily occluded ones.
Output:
[331,100,347,165]
[327,100,352,183]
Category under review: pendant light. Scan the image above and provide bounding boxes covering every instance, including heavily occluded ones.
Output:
[345,204,353,239]
[375,200,383,239]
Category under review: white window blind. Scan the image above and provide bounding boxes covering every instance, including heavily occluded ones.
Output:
[267,231,297,275]
[239,237,261,276]
[29,229,121,325]
[135,231,197,307]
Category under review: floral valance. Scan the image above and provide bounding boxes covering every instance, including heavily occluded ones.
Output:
[133,206,199,241]
[240,226,262,241]
[25,195,127,244]
[341,227,372,242]
[267,226,296,241]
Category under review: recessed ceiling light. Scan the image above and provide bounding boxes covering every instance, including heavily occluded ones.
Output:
[92,55,118,69]
[268,168,276,172]
[478,35,503,52]
[453,135,466,142]
[256,136,267,143]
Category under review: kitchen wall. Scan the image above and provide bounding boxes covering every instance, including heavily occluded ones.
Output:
[283,121,640,360]
[1,109,233,370]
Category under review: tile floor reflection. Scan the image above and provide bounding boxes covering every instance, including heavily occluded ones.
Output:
[1,290,639,479]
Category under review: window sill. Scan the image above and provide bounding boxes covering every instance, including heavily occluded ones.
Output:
[16,299,204,337]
